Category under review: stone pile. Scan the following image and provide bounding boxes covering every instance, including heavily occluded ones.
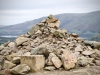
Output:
[0,14,100,75]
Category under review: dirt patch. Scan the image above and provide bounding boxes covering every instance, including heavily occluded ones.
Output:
[27,66,100,75]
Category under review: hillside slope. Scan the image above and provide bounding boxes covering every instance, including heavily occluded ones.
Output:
[0,10,100,38]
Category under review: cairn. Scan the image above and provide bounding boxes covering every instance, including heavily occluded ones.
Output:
[0,14,100,75]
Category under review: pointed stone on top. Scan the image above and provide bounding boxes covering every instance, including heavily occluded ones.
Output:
[48,14,54,19]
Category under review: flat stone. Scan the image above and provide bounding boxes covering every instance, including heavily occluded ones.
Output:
[44,66,56,71]
[48,21,60,28]
[70,33,78,38]
[15,37,29,46]
[75,46,83,52]
[82,50,94,56]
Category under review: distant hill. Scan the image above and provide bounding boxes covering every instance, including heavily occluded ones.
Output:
[0,10,100,39]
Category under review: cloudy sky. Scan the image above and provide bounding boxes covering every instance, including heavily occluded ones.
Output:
[0,0,100,25]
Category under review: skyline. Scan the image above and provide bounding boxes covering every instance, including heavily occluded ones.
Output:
[0,0,100,25]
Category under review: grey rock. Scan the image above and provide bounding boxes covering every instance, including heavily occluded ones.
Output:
[94,60,100,66]
[11,64,30,75]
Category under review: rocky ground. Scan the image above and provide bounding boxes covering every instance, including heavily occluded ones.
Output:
[0,14,100,75]
[27,66,100,75]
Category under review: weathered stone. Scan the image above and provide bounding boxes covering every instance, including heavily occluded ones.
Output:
[21,55,45,71]
[52,56,62,68]
[95,49,100,58]
[0,45,4,51]
[3,61,16,69]
[15,37,29,46]
[44,66,56,71]
[46,53,56,66]
[30,46,44,55]
[82,50,94,56]
[0,57,5,66]
[27,25,39,36]
[23,52,31,56]
[77,56,94,67]
[61,50,77,70]
[0,69,11,75]
[48,21,60,28]
[70,33,78,38]
[10,64,30,75]
[48,14,54,19]
[46,18,58,23]
[8,42,16,48]
[12,57,20,64]
[75,46,83,52]
[35,30,42,34]
[84,40,100,49]
[6,53,18,61]
[94,60,100,66]
[0,65,2,71]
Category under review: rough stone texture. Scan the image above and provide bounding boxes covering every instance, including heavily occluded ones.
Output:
[21,55,45,71]
[0,45,4,51]
[52,56,62,68]
[8,42,16,48]
[75,46,83,52]
[0,69,11,75]
[3,61,16,69]
[70,33,78,38]
[10,64,30,75]
[94,60,100,66]
[12,57,20,64]
[82,50,94,56]
[61,50,77,70]
[15,37,29,46]
[48,21,60,28]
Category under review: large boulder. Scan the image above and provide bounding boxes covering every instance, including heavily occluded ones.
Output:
[61,50,77,70]
[21,55,45,71]
[10,64,30,75]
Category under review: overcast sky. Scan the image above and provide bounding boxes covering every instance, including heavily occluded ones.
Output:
[0,0,100,25]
